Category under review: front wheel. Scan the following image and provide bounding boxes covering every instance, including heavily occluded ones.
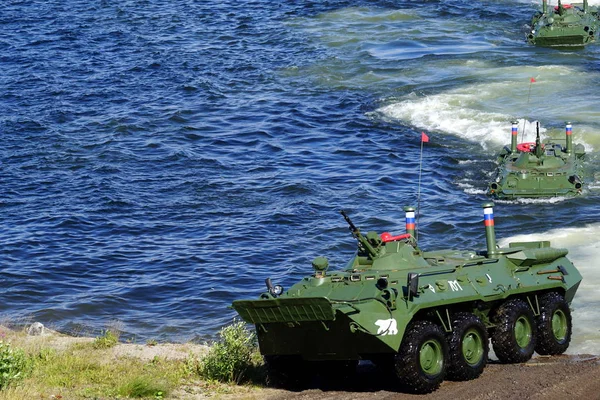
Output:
[535,292,572,355]
[491,298,537,363]
[394,320,449,394]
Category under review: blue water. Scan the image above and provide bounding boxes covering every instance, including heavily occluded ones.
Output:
[2,0,600,349]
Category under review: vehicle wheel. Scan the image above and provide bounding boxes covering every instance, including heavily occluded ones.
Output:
[491,298,537,363]
[264,355,311,389]
[446,312,489,381]
[535,292,572,355]
[394,320,448,394]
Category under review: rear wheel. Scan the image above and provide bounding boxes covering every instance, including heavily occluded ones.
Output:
[394,320,448,394]
[446,312,488,381]
[535,292,572,355]
[491,298,537,363]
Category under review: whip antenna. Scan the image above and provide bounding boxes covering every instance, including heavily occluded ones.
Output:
[416,132,429,242]
[522,77,537,142]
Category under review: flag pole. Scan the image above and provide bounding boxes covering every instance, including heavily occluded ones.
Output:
[527,77,535,104]
[522,77,536,142]
[417,132,428,242]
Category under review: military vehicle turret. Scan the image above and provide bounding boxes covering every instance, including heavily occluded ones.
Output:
[488,121,585,199]
[232,204,582,393]
[527,0,600,47]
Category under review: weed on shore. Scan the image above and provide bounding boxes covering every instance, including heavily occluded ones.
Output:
[0,321,265,399]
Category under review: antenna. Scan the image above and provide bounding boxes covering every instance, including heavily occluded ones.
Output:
[416,132,429,242]
[522,77,537,142]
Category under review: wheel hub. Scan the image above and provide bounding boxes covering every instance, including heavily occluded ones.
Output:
[462,328,484,365]
[551,309,568,341]
[515,315,532,348]
[420,339,443,375]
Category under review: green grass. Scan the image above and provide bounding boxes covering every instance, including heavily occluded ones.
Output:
[92,329,120,349]
[0,340,29,389]
[0,321,266,399]
[0,345,181,399]
[0,332,188,399]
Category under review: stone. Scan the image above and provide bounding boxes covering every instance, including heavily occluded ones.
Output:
[27,322,45,336]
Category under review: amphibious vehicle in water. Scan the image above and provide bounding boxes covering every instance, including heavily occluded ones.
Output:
[488,121,585,199]
[232,205,581,393]
[527,0,600,47]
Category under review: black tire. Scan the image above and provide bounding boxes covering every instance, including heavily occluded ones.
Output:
[446,312,489,381]
[264,355,311,389]
[394,320,449,394]
[491,298,537,363]
[535,292,572,355]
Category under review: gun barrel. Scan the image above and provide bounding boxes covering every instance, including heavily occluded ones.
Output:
[340,210,378,258]
[341,210,357,232]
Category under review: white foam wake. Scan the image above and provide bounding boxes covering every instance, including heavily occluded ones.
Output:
[376,65,600,151]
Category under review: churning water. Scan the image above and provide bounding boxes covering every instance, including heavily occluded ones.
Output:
[1,0,599,351]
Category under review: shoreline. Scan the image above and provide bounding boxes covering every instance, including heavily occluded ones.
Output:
[1,324,599,399]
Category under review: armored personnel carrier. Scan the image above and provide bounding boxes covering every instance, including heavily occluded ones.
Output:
[527,0,599,47]
[488,121,585,199]
[232,205,582,393]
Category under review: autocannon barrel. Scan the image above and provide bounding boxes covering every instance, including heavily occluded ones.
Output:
[341,210,378,258]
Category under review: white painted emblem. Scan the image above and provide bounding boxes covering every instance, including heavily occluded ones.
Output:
[448,280,463,292]
[375,318,398,335]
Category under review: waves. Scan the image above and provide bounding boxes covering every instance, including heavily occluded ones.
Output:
[376,64,600,148]
[1,0,600,347]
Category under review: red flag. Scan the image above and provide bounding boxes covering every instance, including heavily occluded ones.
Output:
[530,77,536,83]
[421,132,429,143]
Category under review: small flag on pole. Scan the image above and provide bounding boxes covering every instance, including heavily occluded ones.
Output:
[527,78,536,106]
[421,132,429,143]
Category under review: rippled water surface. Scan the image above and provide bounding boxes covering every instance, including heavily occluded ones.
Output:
[2,0,600,350]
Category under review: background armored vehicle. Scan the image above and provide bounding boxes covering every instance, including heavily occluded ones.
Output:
[488,121,585,199]
[232,204,582,393]
[527,0,599,46]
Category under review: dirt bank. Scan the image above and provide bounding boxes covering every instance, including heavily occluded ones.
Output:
[199,354,600,400]
[256,355,600,400]
[4,325,599,399]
